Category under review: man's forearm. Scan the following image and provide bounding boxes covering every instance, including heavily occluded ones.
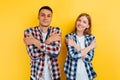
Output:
[33,39,41,48]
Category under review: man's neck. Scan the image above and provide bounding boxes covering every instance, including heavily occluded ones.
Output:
[39,25,49,33]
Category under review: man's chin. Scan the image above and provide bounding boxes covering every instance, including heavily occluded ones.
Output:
[41,24,50,27]
[44,25,49,27]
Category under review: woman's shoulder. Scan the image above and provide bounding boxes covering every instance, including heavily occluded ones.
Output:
[85,34,95,40]
[65,32,75,38]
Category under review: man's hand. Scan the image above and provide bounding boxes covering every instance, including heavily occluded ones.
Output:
[45,31,61,44]
[24,33,40,48]
[24,33,34,46]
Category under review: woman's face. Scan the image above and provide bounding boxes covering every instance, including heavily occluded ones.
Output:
[76,16,89,32]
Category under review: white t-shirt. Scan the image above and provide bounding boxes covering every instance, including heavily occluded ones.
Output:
[76,35,89,80]
[40,32,52,80]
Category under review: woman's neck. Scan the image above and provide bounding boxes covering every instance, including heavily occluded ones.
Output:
[76,30,84,37]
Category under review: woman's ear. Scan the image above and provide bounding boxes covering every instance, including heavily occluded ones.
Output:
[87,25,89,28]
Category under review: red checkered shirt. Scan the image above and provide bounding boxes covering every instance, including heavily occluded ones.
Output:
[24,26,61,80]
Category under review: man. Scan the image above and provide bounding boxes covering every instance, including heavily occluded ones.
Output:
[24,6,61,80]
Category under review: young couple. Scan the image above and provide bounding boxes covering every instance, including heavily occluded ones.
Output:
[24,6,97,80]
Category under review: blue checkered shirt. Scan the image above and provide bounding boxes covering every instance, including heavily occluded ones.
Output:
[64,33,97,80]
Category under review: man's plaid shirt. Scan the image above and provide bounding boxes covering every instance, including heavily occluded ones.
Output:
[64,33,97,80]
[24,26,61,80]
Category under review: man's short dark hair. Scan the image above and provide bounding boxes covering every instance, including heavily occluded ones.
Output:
[39,6,53,14]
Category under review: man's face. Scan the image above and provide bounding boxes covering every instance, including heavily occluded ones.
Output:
[38,9,52,27]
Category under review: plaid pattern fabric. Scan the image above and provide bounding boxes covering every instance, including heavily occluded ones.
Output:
[24,26,61,80]
[64,33,97,80]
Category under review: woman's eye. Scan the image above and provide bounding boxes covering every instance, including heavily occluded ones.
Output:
[78,19,81,22]
[83,21,86,24]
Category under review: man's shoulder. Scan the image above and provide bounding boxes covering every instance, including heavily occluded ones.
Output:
[51,26,61,33]
[51,26,60,30]
[24,26,38,32]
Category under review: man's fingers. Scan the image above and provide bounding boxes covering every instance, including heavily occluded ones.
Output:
[53,31,58,34]
[57,33,61,36]
[51,31,56,35]
[25,33,30,36]
[54,36,61,41]
[25,33,32,37]
[51,31,61,36]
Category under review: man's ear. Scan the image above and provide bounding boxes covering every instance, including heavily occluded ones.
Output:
[37,15,39,20]
[37,13,40,19]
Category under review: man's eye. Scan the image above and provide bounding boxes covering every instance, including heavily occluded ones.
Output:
[41,14,45,16]
[47,15,51,17]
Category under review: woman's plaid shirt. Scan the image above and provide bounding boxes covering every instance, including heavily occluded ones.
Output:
[24,26,61,80]
[64,33,97,80]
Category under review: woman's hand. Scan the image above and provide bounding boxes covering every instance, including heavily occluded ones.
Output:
[66,37,76,47]
[81,39,97,58]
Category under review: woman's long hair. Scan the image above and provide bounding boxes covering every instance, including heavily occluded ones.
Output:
[74,13,92,35]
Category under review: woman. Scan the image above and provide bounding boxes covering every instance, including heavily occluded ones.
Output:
[64,13,97,80]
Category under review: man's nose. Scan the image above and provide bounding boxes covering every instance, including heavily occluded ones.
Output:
[44,15,47,19]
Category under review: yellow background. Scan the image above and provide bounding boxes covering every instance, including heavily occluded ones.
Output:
[0,0,120,80]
